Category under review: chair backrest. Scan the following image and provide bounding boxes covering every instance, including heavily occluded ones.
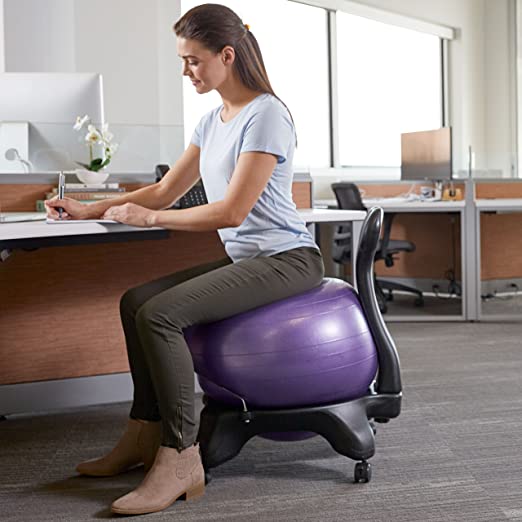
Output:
[355,206,402,395]
[155,164,169,182]
[331,182,367,211]
[330,183,367,262]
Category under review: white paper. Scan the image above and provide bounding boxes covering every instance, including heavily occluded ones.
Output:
[46,218,119,224]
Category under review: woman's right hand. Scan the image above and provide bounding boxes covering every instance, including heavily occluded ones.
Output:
[44,196,94,220]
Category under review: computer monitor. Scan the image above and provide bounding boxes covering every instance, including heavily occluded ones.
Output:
[0,73,104,171]
[400,127,452,181]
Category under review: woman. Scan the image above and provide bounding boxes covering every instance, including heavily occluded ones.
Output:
[46,3,324,516]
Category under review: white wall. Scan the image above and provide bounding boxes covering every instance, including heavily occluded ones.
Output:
[73,0,159,126]
[157,0,185,165]
[2,0,183,172]
[484,0,516,176]
[4,0,75,72]
[0,0,5,72]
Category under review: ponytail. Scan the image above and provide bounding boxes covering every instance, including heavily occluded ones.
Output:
[174,4,296,141]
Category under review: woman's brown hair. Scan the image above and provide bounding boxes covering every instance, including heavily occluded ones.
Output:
[174,3,295,133]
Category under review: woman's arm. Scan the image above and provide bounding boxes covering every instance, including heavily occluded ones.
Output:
[103,151,278,230]
[46,144,201,220]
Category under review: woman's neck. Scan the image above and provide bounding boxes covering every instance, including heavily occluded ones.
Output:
[217,77,263,119]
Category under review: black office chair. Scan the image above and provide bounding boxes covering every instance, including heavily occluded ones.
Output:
[155,164,170,182]
[331,182,423,314]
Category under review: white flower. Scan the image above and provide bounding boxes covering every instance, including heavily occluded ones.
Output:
[73,115,118,168]
[101,123,114,143]
[85,127,101,144]
[73,114,90,131]
[106,142,118,156]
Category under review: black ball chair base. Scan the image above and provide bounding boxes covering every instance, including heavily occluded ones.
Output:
[198,391,401,483]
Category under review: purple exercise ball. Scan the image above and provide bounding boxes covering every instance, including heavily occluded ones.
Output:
[185,278,378,439]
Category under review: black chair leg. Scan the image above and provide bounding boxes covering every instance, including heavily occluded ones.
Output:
[377,278,424,307]
[197,403,253,470]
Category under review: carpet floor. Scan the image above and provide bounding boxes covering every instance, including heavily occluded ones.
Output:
[1,322,522,521]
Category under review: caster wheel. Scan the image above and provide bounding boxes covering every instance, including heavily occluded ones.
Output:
[354,461,372,483]
[414,296,424,307]
[386,290,394,302]
[205,471,212,485]
[369,421,377,435]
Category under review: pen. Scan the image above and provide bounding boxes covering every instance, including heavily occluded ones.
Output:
[58,172,65,219]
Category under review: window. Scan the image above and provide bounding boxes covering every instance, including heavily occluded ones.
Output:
[180,0,330,168]
[336,12,443,167]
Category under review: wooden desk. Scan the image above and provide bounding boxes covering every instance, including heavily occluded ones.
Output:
[0,208,366,415]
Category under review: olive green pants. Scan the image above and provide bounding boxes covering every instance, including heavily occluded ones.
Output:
[119,246,324,450]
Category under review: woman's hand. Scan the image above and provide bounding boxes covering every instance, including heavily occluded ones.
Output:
[102,202,157,227]
[45,196,92,220]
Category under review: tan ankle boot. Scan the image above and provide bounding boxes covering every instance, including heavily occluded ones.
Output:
[110,443,205,515]
[76,418,161,477]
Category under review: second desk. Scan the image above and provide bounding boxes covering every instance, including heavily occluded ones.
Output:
[315,198,467,321]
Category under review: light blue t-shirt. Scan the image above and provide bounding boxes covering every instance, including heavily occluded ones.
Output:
[191,93,317,262]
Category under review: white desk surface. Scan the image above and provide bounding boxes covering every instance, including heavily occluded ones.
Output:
[1,209,365,242]
[298,208,366,222]
[0,214,164,241]
[475,198,522,211]
[315,198,465,212]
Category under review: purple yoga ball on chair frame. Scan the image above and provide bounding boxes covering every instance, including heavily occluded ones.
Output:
[185,278,379,429]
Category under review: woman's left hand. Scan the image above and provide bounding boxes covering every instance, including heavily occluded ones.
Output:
[102,203,156,227]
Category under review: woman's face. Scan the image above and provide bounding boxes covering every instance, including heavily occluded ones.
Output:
[177,37,231,94]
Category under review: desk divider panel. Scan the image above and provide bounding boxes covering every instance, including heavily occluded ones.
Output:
[475,182,522,282]
[0,232,226,385]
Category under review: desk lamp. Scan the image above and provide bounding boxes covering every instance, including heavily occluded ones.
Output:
[4,148,33,173]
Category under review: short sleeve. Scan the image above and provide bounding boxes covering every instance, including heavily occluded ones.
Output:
[190,115,205,148]
[240,102,295,164]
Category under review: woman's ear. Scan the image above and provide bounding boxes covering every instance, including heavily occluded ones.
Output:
[221,46,235,66]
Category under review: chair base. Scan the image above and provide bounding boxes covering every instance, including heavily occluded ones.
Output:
[197,392,402,480]
[376,278,424,313]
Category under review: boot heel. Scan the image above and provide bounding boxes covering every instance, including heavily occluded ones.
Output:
[185,481,205,501]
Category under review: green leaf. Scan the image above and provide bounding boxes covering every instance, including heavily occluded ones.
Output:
[87,158,103,172]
